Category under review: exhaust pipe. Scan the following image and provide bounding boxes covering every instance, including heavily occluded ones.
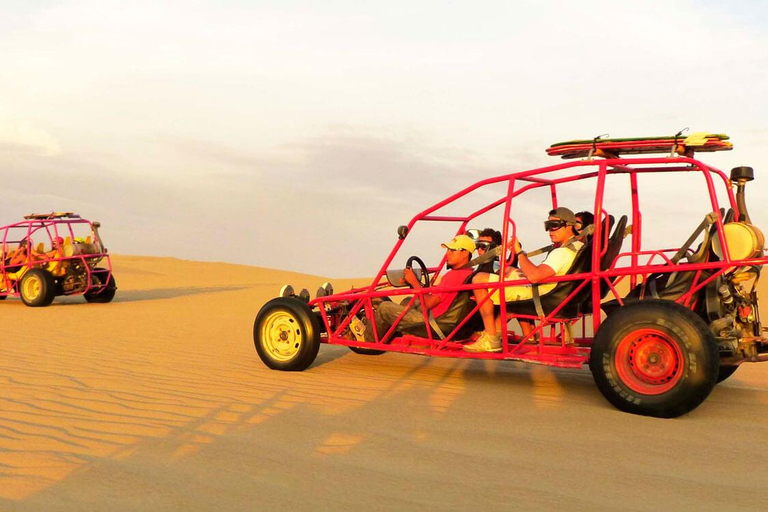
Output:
[730,166,754,223]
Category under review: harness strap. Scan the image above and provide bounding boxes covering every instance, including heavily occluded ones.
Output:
[562,236,581,253]
[532,285,546,319]
[526,244,554,258]
[463,246,501,270]
[670,212,718,264]
[528,236,583,319]
[428,312,447,340]
[649,278,660,299]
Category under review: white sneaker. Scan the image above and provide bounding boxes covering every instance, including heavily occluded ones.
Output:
[463,332,502,353]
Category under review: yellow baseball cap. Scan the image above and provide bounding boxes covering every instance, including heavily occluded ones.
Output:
[441,234,476,252]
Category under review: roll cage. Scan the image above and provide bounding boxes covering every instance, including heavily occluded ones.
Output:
[310,155,767,368]
[0,213,113,298]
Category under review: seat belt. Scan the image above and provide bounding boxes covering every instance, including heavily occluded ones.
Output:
[531,285,546,319]
[428,312,447,340]
[649,278,660,299]
[463,246,501,269]
[670,212,717,264]
[530,238,582,319]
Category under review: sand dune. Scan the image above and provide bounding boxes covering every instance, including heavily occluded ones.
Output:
[1,255,767,511]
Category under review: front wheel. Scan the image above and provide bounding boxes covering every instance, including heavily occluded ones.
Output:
[254,297,321,371]
[589,300,719,418]
[19,268,56,307]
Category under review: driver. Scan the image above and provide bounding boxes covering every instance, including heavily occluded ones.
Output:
[5,239,44,272]
[363,234,476,342]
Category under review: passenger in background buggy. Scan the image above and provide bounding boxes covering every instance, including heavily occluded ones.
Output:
[5,239,46,273]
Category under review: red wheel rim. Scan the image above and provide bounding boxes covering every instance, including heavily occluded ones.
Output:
[614,328,684,395]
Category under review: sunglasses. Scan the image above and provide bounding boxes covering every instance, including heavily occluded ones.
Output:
[475,241,492,251]
[446,247,467,253]
[544,219,569,232]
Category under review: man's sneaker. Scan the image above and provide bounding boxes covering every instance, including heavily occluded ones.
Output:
[468,331,483,342]
[463,332,502,353]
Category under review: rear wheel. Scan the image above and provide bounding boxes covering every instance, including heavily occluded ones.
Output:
[84,269,116,303]
[349,346,386,356]
[254,297,321,371]
[589,300,719,418]
[716,364,739,383]
[19,269,56,307]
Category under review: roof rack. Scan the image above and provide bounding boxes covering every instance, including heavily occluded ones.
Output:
[547,132,732,160]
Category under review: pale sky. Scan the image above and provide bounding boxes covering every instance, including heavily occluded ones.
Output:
[2,0,767,277]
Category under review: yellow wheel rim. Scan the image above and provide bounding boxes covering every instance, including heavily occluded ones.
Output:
[22,275,41,301]
[260,310,303,362]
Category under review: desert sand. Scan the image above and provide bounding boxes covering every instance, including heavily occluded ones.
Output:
[2,255,768,511]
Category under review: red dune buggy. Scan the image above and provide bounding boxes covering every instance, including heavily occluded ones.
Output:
[1,212,116,307]
[254,133,768,418]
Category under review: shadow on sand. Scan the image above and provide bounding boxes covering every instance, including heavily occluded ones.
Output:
[312,345,355,367]
[0,285,251,307]
[113,286,250,303]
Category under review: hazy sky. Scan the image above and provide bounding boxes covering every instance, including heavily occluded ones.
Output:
[2,0,767,277]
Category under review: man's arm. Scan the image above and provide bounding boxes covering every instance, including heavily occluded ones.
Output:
[511,237,555,283]
[516,253,555,283]
[404,267,441,311]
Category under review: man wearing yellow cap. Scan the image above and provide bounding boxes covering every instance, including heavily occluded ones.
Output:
[363,234,476,342]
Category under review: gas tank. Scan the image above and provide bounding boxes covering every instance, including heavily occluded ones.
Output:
[712,222,765,260]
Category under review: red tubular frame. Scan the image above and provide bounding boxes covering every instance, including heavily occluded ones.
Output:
[308,155,767,368]
[0,216,113,298]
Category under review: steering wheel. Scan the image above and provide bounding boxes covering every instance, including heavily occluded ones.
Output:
[405,256,430,288]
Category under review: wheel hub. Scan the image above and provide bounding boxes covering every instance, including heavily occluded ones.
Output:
[629,334,677,384]
[261,310,303,362]
[615,329,684,395]
[23,276,41,300]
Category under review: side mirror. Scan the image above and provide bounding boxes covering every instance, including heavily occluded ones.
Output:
[397,225,409,240]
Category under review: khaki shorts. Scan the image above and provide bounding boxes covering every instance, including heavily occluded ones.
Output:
[486,273,534,305]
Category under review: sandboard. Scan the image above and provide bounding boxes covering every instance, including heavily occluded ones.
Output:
[546,133,732,159]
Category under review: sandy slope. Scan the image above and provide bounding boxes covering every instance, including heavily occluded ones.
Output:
[1,255,767,511]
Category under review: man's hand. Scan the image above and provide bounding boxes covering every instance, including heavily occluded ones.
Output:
[403,267,420,288]
[405,265,441,311]
[506,236,521,255]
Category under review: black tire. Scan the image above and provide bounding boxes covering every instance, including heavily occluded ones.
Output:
[254,297,321,371]
[589,300,719,418]
[84,269,116,303]
[19,268,56,307]
[0,294,6,301]
[716,364,739,384]
[349,346,386,356]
